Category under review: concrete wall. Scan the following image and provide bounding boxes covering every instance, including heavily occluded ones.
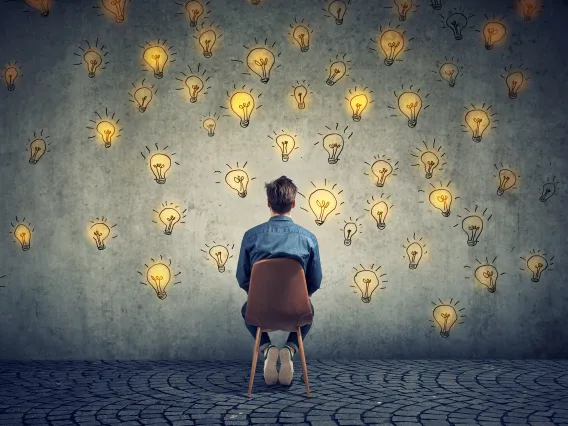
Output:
[0,0,567,360]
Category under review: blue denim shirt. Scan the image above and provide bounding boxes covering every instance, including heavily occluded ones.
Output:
[236,215,322,295]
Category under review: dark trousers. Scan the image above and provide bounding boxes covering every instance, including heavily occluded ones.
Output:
[241,300,314,353]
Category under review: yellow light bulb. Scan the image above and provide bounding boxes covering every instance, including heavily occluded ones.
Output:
[143,45,168,79]
[527,254,548,282]
[83,51,102,78]
[439,63,459,87]
[370,160,393,187]
[185,75,204,103]
[326,61,346,85]
[5,67,18,91]
[293,85,307,109]
[433,305,457,337]
[370,201,389,230]
[328,0,347,24]
[275,134,296,162]
[308,189,337,226]
[29,139,46,164]
[96,121,115,148]
[230,92,255,128]
[420,151,439,179]
[102,0,126,23]
[397,92,422,128]
[343,222,357,246]
[146,263,171,300]
[14,224,31,251]
[465,109,490,142]
[474,264,498,293]
[203,118,216,137]
[497,169,516,195]
[506,72,524,99]
[292,25,310,52]
[90,222,110,250]
[134,87,153,113]
[349,94,368,122]
[149,153,171,184]
[225,169,249,198]
[247,47,275,84]
[199,30,217,58]
[429,189,452,217]
[24,0,49,16]
[159,208,181,235]
[462,215,483,246]
[483,21,506,50]
[394,0,412,21]
[379,30,404,66]
[353,270,379,303]
[185,0,204,27]
[209,245,229,272]
[519,0,539,21]
[322,133,344,164]
[406,242,422,269]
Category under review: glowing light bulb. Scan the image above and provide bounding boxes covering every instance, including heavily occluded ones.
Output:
[519,0,539,21]
[527,254,548,282]
[370,201,389,230]
[83,51,102,78]
[293,85,307,109]
[143,45,168,79]
[308,189,337,225]
[29,139,46,164]
[203,118,216,137]
[379,30,404,66]
[134,87,153,113]
[433,305,457,337]
[328,0,347,24]
[429,189,452,217]
[505,72,524,99]
[14,224,31,251]
[462,215,483,246]
[420,151,439,179]
[446,12,468,40]
[343,222,357,246]
[475,264,498,292]
[90,222,110,250]
[199,30,217,58]
[185,0,204,27]
[24,0,49,16]
[292,25,310,52]
[146,263,171,299]
[465,109,490,142]
[350,94,368,122]
[497,169,516,195]
[483,21,506,50]
[326,61,346,85]
[275,134,296,162]
[149,154,171,184]
[322,133,344,164]
[102,0,126,23]
[394,0,412,21]
[398,92,422,128]
[540,182,556,202]
[225,169,249,198]
[353,270,379,303]
[230,92,255,128]
[247,48,275,84]
[4,67,18,91]
[406,242,422,269]
[440,63,459,87]
[159,208,181,235]
[371,160,393,187]
[185,75,204,103]
[96,121,115,148]
[209,245,229,272]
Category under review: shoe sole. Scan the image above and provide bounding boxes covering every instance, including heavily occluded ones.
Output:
[278,348,294,386]
[264,347,279,385]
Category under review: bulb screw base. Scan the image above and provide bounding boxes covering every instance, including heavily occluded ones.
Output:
[326,79,335,86]
[442,211,450,217]
[409,264,417,269]
[328,158,338,164]
[157,292,167,300]
[238,191,247,198]
[315,220,323,226]
[154,72,163,79]
[384,58,394,66]
[139,106,147,113]
[260,77,269,84]
[203,51,212,58]
[190,97,197,103]
[218,266,225,273]
[97,244,106,250]
[164,230,172,235]
[88,72,95,78]
[487,287,496,293]
[7,84,15,91]
[425,172,432,179]
[361,297,371,303]
[377,223,386,230]
[344,239,351,246]
[440,331,449,338]
[240,120,249,128]
[335,19,343,25]
[531,277,540,282]
[190,21,197,27]
[509,92,518,99]
[21,245,30,251]
[298,103,305,109]
[496,189,504,196]
[282,155,289,162]
[375,182,384,187]
[155,178,166,184]
[407,120,417,128]
[104,142,111,148]
[29,159,37,164]
[467,240,477,247]
[472,136,482,143]
[352,114,361,122]
[301,46,309,52]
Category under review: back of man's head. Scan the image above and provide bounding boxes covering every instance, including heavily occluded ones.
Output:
[265,176,297,214]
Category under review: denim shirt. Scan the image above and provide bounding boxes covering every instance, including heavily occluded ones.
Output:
[236,215,322,295]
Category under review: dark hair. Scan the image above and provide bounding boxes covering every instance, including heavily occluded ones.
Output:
[265,176,297,214]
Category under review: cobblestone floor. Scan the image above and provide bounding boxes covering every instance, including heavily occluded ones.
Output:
[0,360,567,426]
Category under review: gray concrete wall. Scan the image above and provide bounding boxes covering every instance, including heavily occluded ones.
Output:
[0,0,567,360]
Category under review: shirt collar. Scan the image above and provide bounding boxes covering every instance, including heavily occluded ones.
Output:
[269,215,293,222]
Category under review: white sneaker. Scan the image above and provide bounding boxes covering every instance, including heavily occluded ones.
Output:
[278,345,294,386]
[263,344,279,385]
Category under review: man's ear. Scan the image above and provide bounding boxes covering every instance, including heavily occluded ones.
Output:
[291,199,296,208]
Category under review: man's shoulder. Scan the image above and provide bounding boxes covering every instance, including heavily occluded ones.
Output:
[291,222,318,245]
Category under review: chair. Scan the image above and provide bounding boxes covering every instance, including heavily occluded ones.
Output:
[245,258,313,397]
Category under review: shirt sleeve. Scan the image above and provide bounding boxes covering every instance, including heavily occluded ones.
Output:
[236,234,251,293]
[306,238,322,296]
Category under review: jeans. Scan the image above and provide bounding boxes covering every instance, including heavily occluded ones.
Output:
[241,300,314,353]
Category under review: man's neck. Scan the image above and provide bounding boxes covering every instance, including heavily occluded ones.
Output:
[270,212,291,218]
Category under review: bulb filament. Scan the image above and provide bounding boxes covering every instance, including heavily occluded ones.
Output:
[19,232,28,245]
[316,200,330,222]
[483,270,494,286]
[234,175,245,194]
[406,101,419,122]
[150,275,164,294]
[473,117,483,137]
[153,163,165,180]
[387,41,400,61]
[436,194,448,211]
[328,142,341,160]
[253,57,269,80]
[152,54,161,71]
[238,102,251,122]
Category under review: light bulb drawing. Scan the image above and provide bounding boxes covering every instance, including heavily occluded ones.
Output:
[516,0,542,22]
[26,130,51,164]
[539,176,559,203]
[202,242,234,273]
[193,20,222,58]
[478,15,507,50]
[365,154,399,188]
[214,161,257,198]
[462,103,498,143]
[175,0,210,27]
[175,64,211,103]
[351,264,387,303]
[346,86,373,122]
[87,217,117,250]
[494,163,519,196]
[419,181,459,217]
[93,0,131,23]
[138,255,181,300]
[340,217,362,246]
[403,233,427,269]
[454,205,492,247]
[325,54,351,85]
[235,38,280,84]
[141,144,179,185]
[370,25,411,66]
[23,0,50,16]
[10,217,33,251]
[2,62,21,91]
[129,79,157,113]
[465,256,505,293]
[289,18,312,52]
[291,80,313,110]
[72,39,109,78]
[299,179,343,226]
[221,84,262,128]
[86,108,122,148]
[323,0,350,25]
[440,7,475,40]
[141,39,177,79]
[268,129,299,162]
[315,123,353,164]
[430,299,465,338]
[153,202,187,235]
[385,0,419,21]
[390,84,429,128]
[521,249,554,283]
[203,112,220,137]
[430,0,442,9]
[365,194,393,230]
[411,139,446,180]
[433,56,464,87]
[500,64,530,99]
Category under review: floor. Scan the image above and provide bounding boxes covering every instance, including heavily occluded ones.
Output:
[0,360,567,426]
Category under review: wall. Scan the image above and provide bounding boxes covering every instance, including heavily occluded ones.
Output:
[0,0,567,360]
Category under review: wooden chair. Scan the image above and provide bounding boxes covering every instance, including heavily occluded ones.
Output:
[245,258,313,397]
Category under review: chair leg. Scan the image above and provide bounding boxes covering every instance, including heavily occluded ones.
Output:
[248,327,262,397]
[296,326,311,397]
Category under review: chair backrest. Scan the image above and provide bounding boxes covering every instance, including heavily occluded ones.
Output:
[245,258,313,332]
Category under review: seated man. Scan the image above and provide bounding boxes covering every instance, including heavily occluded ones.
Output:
[237,176,322,386]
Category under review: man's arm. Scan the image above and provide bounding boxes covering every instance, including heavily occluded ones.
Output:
[236,234,251,293]
[305,239,322,296]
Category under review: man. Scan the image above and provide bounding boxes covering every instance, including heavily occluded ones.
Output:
[236,176,322,387]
